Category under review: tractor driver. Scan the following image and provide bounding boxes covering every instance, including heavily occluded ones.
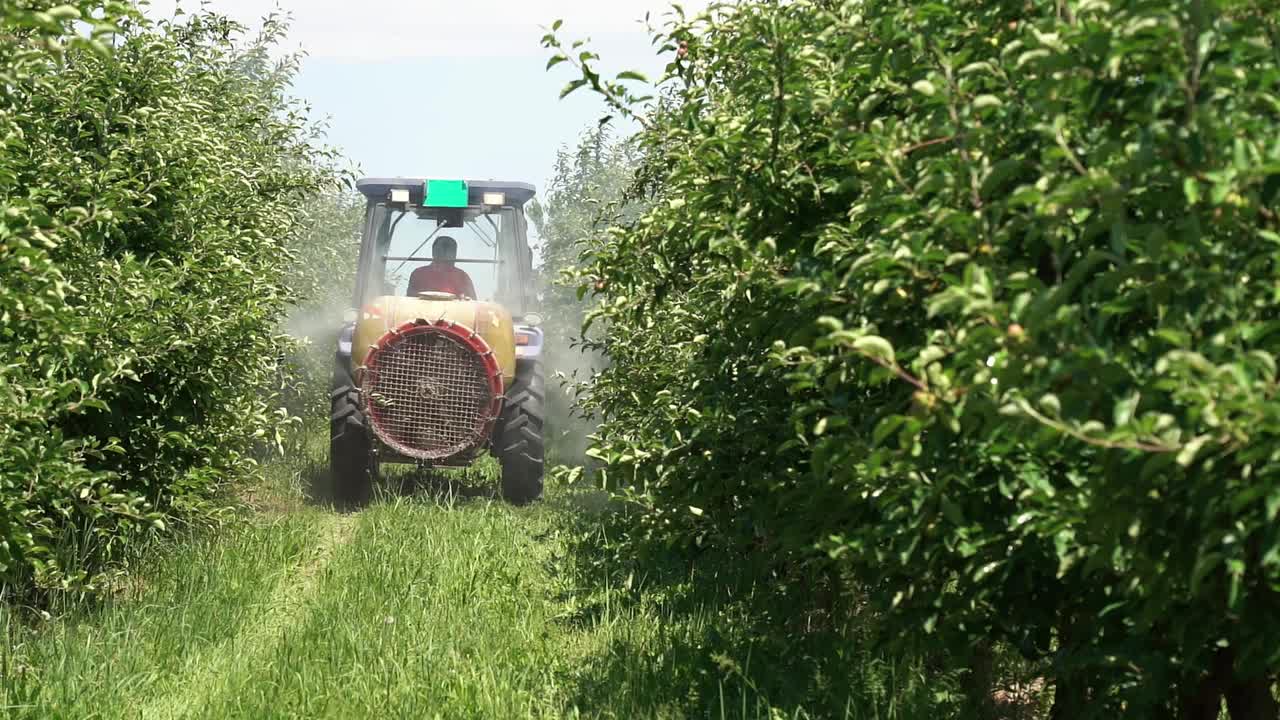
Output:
[406,236,477,300]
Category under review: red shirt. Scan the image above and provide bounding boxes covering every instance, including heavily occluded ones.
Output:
[407,262,477,299]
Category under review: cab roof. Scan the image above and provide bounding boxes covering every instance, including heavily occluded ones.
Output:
[355,178,536,207]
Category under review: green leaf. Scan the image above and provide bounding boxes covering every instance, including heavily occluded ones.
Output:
[917,345,947,365]
[959,61,996,76]
[559,79,588,99]
[858,92,885,117]
[46,5,82,21]
[852,336,896,365]
[1038,394,1061,416]
[1113,392,1140,426]
[941,498,963,525]
[1017,49,1050,68]
[1184,177,1201,205]
[1177,436,1211,467]
[872,415,907,446]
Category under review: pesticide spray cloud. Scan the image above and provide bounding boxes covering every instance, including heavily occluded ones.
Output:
[538,277,606,469]
[278,192,365,420]
[529,126,641,473]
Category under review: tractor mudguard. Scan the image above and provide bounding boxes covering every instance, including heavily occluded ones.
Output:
[337,321,355,365]
[514,324,544,362]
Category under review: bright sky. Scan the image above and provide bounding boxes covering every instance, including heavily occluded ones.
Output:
[143,1,702,194]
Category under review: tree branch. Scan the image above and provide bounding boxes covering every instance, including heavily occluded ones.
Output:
[1012,400,1180,454]
[899,135,957,156]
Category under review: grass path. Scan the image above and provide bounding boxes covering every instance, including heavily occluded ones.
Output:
[137,514,356,720]
[1,433,957,719]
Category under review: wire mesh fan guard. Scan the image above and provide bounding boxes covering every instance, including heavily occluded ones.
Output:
[362,321,504,461]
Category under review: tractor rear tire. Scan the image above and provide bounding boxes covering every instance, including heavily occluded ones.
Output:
[496,359,545,505]
[330,356,374,508]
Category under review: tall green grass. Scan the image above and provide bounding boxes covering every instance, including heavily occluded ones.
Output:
[0,514,322,718]
[1,434,985,719]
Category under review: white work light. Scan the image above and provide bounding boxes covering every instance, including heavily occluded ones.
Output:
[482,192,506,206]
[390,188,410,204]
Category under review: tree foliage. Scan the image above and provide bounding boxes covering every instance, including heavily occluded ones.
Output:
[530,127,640,466]
[0,5,340,593]
[549,0,1280,715]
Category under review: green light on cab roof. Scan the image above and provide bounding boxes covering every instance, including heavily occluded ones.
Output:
[425,179,469,208]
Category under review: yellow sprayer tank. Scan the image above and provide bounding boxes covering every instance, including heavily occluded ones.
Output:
[352,296,517,386]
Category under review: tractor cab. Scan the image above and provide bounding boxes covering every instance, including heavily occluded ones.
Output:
[330,178,545,506]
[352,178,538,316]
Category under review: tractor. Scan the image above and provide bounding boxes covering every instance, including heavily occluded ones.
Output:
[329,178,545,505]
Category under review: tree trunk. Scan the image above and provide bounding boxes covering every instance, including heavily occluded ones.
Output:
[1050,613,1089,720]
[1225,674,1279,720]
[1178,649,1229,720]
[966,640,998,720]
[1179,672,1225,720]
[1051,672,1090,720]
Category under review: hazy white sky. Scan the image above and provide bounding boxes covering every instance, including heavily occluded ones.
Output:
[140,1,703,198]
